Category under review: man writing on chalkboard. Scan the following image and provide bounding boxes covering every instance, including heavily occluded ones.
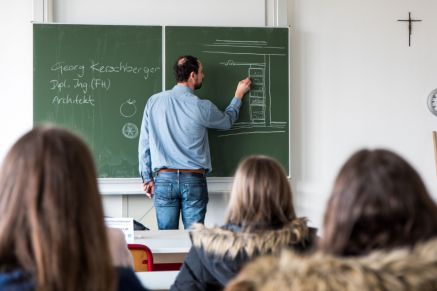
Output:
[138,55,251,230]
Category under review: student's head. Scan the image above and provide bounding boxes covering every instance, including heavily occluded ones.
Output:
[0,126,115,291]
[173,55,203,89]
[225,155,296,231]
[321,149,437,256]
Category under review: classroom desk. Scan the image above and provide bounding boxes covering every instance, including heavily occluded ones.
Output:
[134,230,191,264]
[136,271,179,291]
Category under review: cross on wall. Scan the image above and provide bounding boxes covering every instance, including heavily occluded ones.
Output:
[397,12,422,47]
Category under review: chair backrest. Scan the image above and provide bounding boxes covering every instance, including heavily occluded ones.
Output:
[128,244,154,272]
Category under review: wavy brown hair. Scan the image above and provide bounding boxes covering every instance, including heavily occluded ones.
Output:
[320,149,437,256]
[0,126,116,291]
[225,155,297,231]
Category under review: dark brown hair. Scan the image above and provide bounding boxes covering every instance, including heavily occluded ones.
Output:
[173,55,200,82]
[225,155,297,231]
[320,149,437,256]
[0,126,116,291]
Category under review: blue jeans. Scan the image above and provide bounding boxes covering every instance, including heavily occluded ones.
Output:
[153,172,208,230]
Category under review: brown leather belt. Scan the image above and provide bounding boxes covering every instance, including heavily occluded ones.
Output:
[158,168,205,175]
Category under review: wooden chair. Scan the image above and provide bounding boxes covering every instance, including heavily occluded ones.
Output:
[128,243,183,272]
[153,262,182,271]
[128,244,154,272]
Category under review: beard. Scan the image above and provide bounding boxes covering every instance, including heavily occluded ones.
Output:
[194,81,203,90]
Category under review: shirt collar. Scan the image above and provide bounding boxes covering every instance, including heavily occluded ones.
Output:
[172,84,194,94]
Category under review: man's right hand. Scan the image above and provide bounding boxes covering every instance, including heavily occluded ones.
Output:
[143,181,155,199]
[235,77,251,99]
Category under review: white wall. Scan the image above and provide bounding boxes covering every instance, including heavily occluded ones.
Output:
[53,0,267,26]
[0,3,33,160]
[290,0,437,228]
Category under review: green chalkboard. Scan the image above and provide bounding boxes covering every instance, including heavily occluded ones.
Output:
[33,24,162,178]
[165,26,289,176]
[33,24,289,178]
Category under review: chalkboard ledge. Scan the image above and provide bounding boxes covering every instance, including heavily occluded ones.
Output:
[98,177,234,195]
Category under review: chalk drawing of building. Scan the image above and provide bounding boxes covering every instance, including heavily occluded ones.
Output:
[202,39,287,137]
[248,66,267,124]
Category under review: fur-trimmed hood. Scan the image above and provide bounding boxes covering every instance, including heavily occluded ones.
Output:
[190,218,316,259]
[170,218,316,290]
[226,238,437,291]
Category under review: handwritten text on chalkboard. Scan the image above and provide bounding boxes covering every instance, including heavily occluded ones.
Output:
[48,61,160,107]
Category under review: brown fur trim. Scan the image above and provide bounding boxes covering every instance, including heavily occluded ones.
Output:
[226,238,437,291]
[189,218,310,258]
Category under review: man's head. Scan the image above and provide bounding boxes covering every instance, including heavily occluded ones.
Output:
[173,55,204,90]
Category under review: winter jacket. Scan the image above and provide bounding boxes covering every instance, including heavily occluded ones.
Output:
[226,238,437,291]
[170,218,317,291]
[0,267,148,291]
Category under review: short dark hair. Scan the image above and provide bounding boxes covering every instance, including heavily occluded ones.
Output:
[320,149,437,256]
[173,55,199,82]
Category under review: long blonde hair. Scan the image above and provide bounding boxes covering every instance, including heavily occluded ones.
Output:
[225,155,296,231]
[0,126,116,291]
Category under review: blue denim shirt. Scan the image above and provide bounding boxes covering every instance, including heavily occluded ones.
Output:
[138,84,241,183]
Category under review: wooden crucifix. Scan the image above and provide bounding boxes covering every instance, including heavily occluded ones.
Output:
[397,12,422,47]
